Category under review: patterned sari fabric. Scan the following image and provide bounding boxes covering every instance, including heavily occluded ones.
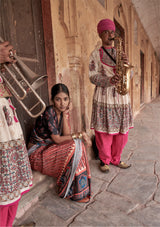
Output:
[89,47,133,134]
[0,98,32,206]
[28,106,91,201]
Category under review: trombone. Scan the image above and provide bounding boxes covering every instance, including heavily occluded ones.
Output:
[0,37,47,118]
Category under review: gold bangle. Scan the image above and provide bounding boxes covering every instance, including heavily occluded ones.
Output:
[71,133,77,139]
[78,132,83,139]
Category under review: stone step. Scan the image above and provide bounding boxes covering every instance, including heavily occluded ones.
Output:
[16,171,55,219]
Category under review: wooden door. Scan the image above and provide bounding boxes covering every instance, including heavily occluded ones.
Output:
[0,0,49,143]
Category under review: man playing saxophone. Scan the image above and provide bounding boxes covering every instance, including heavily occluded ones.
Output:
[89,18,133,173]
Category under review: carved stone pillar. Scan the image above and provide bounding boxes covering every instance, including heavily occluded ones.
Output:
[59,0,82,132]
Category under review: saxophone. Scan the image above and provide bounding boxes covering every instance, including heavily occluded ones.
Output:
[114,37,133,95]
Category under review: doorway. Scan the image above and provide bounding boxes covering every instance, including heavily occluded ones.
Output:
[114,19,125,50]
[140,50,144,105]
[151,62,153,99]
[0,0,50,142]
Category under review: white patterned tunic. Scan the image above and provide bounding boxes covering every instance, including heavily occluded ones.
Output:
[0,78,32,206]
[89,46,133,134]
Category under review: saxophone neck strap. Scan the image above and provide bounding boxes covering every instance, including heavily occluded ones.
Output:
[101,46,116,64]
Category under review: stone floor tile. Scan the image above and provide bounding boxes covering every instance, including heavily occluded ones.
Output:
[130,203,160,226]
[70,201,141,227]
[92,191,134,212]
[39,190,87,221]
[126,160,155,175]
[154,184,160,203]
[130,143,160,161]
[108,172,157,204]
[89,176,106,198]
[89,160,119,182]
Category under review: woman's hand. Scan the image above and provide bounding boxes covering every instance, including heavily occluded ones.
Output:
[63,101,72,118]
[62,101,72,136]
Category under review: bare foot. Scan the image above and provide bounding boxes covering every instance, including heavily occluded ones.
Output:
[82,132,92,147]
[76,196,90,203]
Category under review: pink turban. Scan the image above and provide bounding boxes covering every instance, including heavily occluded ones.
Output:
[97,19,115,34]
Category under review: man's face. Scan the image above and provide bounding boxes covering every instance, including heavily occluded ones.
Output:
[99,30,115,46]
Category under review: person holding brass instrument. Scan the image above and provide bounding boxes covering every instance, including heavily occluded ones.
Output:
[89,19,133,173]
[28,83,91,203]
[0,41,32,227]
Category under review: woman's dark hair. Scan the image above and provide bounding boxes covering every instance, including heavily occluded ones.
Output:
[51,83,70,100]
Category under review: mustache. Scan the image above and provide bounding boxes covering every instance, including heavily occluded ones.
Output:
[108,38,115,41]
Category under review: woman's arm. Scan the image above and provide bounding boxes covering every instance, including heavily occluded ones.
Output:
[50,131,92,147]
[45,106,92,146]
[50,103,72,144]
[50,133,72,144]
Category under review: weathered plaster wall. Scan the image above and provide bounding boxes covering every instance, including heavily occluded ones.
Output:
[49,0,115,137]
[50,0,82,133]
[49,0,159,159]
[75,0,114,133]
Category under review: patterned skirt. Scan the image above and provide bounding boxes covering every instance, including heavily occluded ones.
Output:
[29,139,91,201]
[91,87,134,134]
[0,98,32,206]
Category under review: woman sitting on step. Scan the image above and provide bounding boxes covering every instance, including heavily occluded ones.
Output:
[28,83,91,203]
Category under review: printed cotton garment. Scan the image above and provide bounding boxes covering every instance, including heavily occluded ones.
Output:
[0,98,32,206]
[89,46,133,134]
[28,106,91,201]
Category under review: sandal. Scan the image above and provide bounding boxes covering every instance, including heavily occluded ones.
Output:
[99,164,110,173]
[117,161,131,169]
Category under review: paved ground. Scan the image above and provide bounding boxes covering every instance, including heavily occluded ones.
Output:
[14,96,160,227]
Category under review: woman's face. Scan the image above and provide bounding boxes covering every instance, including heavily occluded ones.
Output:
[53,92,70,113]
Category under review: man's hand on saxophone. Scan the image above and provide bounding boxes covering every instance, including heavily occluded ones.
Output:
[110,51,130,86]
[110,74,121,85]
[122,51,129,65]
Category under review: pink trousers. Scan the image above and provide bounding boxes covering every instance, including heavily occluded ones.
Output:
[95,131,128,165]
[0,201,19,227]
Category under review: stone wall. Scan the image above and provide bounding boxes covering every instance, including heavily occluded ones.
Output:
[49,0,160,158]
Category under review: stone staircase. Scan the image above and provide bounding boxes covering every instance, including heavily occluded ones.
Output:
[16,171,55,219]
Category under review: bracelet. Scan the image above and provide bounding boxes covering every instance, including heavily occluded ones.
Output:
[71,133,77,139]
[78,132,83,139]
[72,132,83,140]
